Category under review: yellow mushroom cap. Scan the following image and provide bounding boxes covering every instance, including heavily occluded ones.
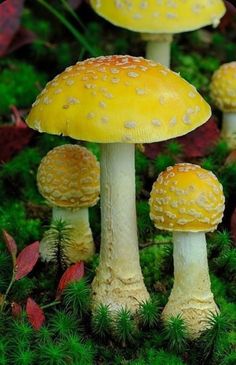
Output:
[27,55,211,144]
[90,0,225,34]
[37,144,100,208]
[149,163,225,232]
[210,62,236,112]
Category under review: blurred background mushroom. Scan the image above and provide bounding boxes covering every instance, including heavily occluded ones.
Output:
[210,61,236,149]
[90,0,226,66]
[37,144,100,266]
[149,163,225,338]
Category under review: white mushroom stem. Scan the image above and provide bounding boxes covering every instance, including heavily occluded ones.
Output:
[143,33,173,67]
[221,112,236,149]
[40,206,95,265]
[92,143,149,313]
[162,231,219,338]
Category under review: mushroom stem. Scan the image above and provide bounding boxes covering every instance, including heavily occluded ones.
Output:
[221,112,236,149]
[92,143,149,313]
[40,206,95,264]
[162,231,219,338]
[143,33,173,67]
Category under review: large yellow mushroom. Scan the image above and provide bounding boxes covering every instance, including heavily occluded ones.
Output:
[149,163,225,338]
[27,55,211,313]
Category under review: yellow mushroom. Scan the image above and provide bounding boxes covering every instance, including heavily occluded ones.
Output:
[90,0,225,66]
[149,163,225,338]
[210,62,236,149]
[37,144,100,266]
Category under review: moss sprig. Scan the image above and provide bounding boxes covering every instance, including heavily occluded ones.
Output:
[91,304,113,339]
[63,278,91,317]
[162,315,189,354]
[113,307,138,346]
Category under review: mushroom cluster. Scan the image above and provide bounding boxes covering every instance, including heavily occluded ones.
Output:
[38,144,100,266]
[27,55,211,314]
[149,163,225,337]
[90,0,226,66]
[210,62,236,149]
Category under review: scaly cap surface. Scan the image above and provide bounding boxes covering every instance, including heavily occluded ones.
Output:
[149,163,225,232]
[90,0,226,34]
[27,55,211,143]
[210,62,236,112]
[37,144,100,208]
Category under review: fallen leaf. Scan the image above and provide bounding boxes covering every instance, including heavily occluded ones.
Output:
[0,108,33,164]
[26,297,45,330]
[56,261,84,299]
[178,117,220,158]
[144,117,220,160]
[11,302,22,318]
[2,230,17,258]
[0,0,25,57]
[6,26,37,55]
[219,1,236,32]
[230,208,236,244]
[15,241,40,281]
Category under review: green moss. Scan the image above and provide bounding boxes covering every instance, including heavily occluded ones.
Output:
[63,279,91,317]
[48,310,80,338]
[0,148,42,203]
[92,304,113,339]
[138,296,160,329]
[113,307,138,346]
[38,341,67,365]
[0,60,47,116]
[162,315,188,354]
[12,278,37,302]
[62,335,94,365]
[0,203,42,252]
[140,244,173,295]
[137,201,155,243]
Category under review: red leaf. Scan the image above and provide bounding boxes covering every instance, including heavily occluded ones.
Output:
[6,26,37,55]
[2,230,17,257]
[15,241,40,281]
[56,262,84,299]
[0,0,25,57]
[11,302,22,318]
[0,120,33,164]
[178,117,220,158]
[144,117,220,160]
[219,1,236,32]
[26,297,45,330]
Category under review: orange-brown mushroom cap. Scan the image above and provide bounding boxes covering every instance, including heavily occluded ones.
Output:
[149,163,225,232]
[37,144,100,208]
